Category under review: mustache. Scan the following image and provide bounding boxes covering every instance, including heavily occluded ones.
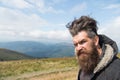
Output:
[75,49,86,56]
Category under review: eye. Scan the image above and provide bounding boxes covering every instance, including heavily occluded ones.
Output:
[79,40,86,45]
[74,43,77,47]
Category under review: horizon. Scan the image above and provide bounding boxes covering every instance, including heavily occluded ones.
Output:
[0,0,120,46]
[0,40,119,51]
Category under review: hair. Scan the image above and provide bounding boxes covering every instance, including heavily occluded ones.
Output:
[66,16,98,38]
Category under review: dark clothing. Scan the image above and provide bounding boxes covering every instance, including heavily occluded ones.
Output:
[77,35,120,80]
[91,57,120,80]
[78,57,120,80]
[98,35,118,55]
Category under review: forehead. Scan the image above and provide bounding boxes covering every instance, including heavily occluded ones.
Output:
[73,31,89,42]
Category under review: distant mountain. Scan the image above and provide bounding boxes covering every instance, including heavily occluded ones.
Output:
[0,48,33,61]
[0,41,75,58]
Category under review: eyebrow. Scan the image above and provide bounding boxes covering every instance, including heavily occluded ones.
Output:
[74,39,87,46]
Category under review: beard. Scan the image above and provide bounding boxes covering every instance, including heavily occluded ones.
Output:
[76,43,100,74]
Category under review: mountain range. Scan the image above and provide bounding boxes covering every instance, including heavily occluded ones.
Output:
[0,41,75,58]
[0,48,32,61]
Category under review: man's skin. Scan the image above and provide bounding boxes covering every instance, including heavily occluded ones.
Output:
[73,30,102,59]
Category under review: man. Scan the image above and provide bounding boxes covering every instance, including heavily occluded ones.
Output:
[66,16,120,80]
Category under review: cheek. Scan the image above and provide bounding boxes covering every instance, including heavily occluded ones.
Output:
[83,43,90,49]
[84,43,94,52]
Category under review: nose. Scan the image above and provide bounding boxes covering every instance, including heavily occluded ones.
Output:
[76,44,82,51]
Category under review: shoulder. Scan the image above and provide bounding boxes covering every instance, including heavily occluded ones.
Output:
[105,57,120,75]
[110,57,120,69]
[99,57,120,79]
[109,57,120,79]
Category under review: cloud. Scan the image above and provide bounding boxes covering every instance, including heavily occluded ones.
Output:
[70,2,87,13]
[0,6,48,31]
[0,29,71,42]
[0,5,69,42]
[27,30,71,41]
[0,0,64,14]
[104,4,120,9]
[0,0,32,9]
[40,6,64,14]
[26,0,65,14]
[0,0,68,42]
[98,16,120,44]
[51,0,66,4]
[0,5,55,41]
[0,30,16,36]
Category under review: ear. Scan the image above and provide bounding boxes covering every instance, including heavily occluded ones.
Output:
[94,36,99,46]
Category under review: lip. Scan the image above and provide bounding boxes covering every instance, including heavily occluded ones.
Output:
[77,52,85,56]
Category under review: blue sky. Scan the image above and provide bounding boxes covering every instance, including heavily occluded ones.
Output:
[0,0,120,45]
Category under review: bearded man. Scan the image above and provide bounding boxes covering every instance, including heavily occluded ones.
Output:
[66,16,120,80]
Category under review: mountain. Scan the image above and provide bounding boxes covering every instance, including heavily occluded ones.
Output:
[0,41,75,58]
[0,48,33,61]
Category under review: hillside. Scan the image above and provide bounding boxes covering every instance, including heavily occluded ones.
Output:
[0,48,33,61]
[0,41,74,58]
[0,57,78,80]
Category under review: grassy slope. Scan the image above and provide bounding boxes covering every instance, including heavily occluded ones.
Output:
[0,57,78,80]
[27,69,78,80]
[0,54,120,80]
[0,48,32,61]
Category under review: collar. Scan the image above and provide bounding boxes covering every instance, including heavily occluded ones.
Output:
[94,44,114,73]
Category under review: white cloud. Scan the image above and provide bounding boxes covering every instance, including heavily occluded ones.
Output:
[27,30,71,41]
[42,6,64,14]
[104,4,120,9]
[0,30,16,36]
[0,1,67,42]
[0,5,55,42]
[27,0,44,9]
[0,27,71,42]
[0,6,48,31]
[51,0,66,4]
[0,0,64,14]
[26,0,64,14]
[0,0,32,9]
[0,5,70,42]
[70,2,87,13]
[0,29,71,42]
[98,16,120,44]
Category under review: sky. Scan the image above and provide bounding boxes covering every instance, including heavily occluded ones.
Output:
[0,0,120,45]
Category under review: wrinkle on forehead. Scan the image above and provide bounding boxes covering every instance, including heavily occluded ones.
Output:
[73,31,89,42]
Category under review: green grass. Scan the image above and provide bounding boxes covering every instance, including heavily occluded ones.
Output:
[0,57,77,78]
[0,48,32,61]
[1,53,119,80]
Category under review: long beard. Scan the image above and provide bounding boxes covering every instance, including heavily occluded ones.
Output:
[76,44,100,74]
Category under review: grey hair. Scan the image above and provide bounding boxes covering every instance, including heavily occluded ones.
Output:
[66,16,98,38]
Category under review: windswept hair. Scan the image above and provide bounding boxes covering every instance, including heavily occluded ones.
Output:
[66,16,98,37]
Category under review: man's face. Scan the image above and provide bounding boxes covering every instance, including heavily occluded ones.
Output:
[73,31,99,74]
